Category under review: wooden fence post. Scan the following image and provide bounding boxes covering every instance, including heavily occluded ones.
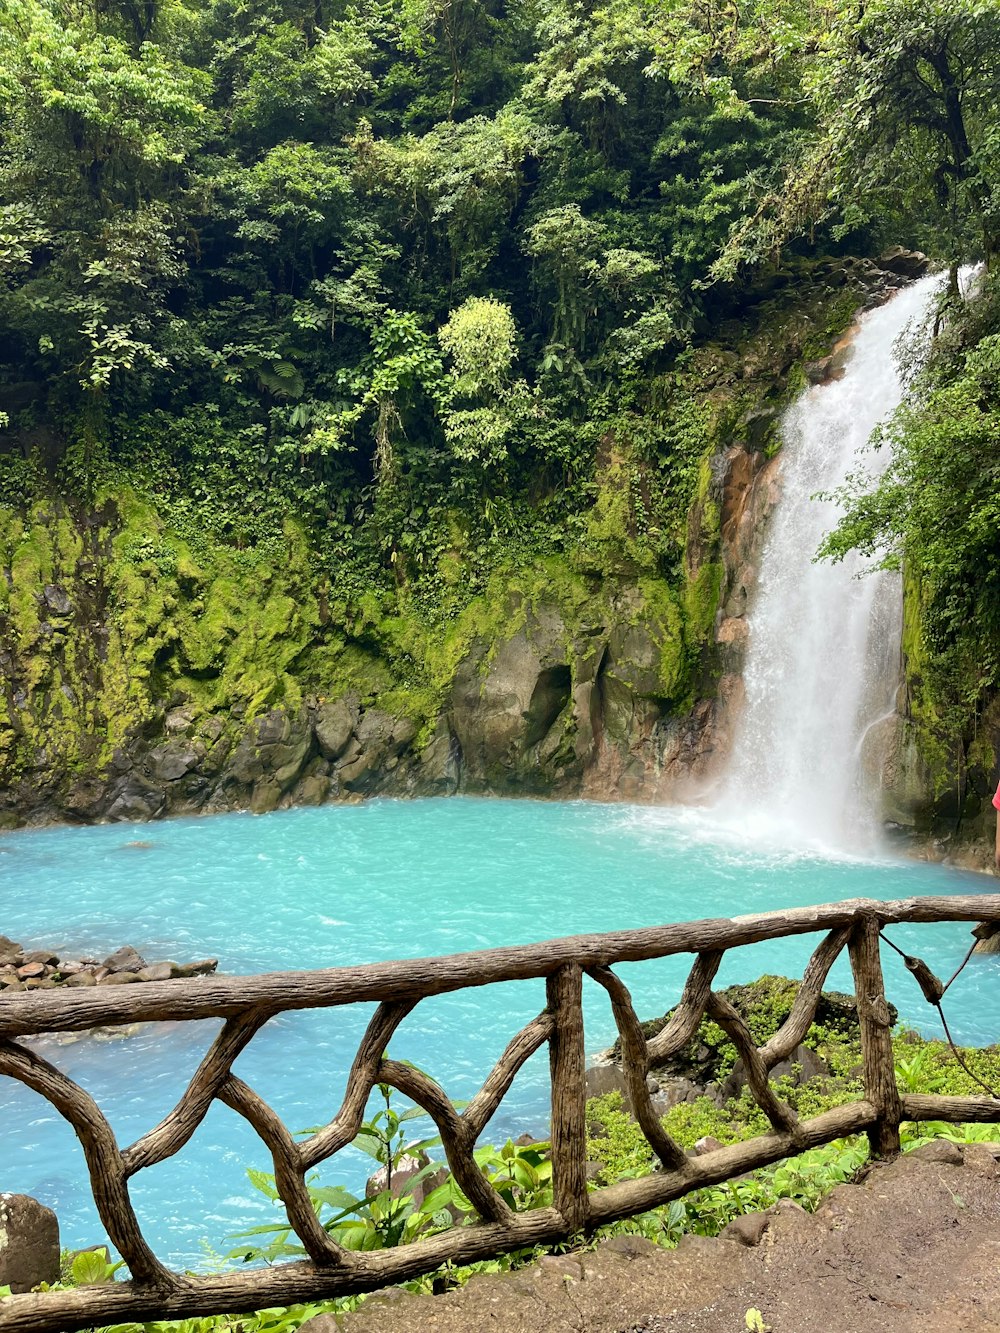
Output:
[546,963,589,1232]
[848,915,902,1157]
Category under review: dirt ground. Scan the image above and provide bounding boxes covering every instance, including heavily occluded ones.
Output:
[327,1141,1000,1332]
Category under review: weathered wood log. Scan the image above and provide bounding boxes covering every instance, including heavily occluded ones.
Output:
[901,1093,1000,1122]
[0,1206,566,1333]
[379,1059,513,1226]
[588,966,689,1172]
[547,964,589,1232]
[706,992,801,1139]
[588,1098,879,1224]
[4,895,1000,1036]
[463,1011,553,1138]
[300,1000,414,1170]
[220,1076,349,1267]
[123,1007,271,1175]
[759,925,851,1069]
[849,916,903,1157]
[645,950,722,1063]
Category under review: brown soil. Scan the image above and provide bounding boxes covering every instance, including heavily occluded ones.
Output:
[334,1142,1000,1333]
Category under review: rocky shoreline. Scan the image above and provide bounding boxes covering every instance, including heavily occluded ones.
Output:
[0,935,218,993]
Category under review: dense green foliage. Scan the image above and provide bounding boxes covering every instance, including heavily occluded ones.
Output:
[0,0,995,624]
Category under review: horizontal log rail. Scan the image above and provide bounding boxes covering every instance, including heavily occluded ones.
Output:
[1,894,999,1333]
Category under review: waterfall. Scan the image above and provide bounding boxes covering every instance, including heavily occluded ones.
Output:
[719,274,943,852]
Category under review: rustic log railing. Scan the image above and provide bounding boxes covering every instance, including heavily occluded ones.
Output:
[2,894,1000,1332]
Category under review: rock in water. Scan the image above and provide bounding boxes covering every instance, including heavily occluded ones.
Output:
[0,1193,60,1292]
[877,246,930,278]
[102,945,147,973]
[972,923,1000,955]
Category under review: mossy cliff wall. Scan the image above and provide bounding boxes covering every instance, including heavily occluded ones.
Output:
[0,263,902,827]
[861,561,1000,867]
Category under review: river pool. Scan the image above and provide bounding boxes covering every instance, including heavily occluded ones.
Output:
[1,797,996,1267]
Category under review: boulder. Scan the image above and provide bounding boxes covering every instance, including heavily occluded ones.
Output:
[169,959,218,978]
[271,738,313,790]
[906,1140,965,1166]
[585,1064,627,1100]
[136,962,172,982]
[877,246,930,278]
[65,1245,113,1284]
[197,732,231,776]
[450,608,573,788]
[365,1152,447,1213]
[694,1135,725,1156]
[0,1193,60,1293]
[164,705,196,734]
[338,711,419,794]
[147,741,202,783]
[418,722,460,793]
[104,776,166,822]
[742,404,778,450]
[292,773,330,807]
[720,1211,771,1248]
[769,1042,831,1085]
[255,709,291,747]
[804,355,834,385]
[103,946,147,974]
[227,734,266,785]
[648,1077,700,1114]
[42,584,72,616]
[973,926,1000,956]
[315,699,356,760]
[249,780,281,814]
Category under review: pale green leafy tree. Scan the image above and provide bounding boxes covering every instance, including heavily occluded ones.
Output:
[438,296,531,464]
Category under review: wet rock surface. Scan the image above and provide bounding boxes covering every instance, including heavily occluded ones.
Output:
[337,1148,1000,1332]
[0,1194,60,1293]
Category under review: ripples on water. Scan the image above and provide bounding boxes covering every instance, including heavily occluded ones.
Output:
[1,798,996,1265]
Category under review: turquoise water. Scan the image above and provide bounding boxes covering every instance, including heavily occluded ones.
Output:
[1,797,997,1269]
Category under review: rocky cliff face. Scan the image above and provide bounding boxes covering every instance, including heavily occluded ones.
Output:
[0,259,916,828]
[860,650,1000,870]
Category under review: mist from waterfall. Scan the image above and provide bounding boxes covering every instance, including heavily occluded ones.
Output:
[718,274,944,853]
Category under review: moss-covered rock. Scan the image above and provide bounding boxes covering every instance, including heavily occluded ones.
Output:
[606,974,896,1090]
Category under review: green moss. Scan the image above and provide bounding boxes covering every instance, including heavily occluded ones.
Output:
[0,495,331,786]
[899,564,959,793]
[683,560,724,654]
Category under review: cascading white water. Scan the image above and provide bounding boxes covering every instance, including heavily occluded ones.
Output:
[720,274,943,852]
